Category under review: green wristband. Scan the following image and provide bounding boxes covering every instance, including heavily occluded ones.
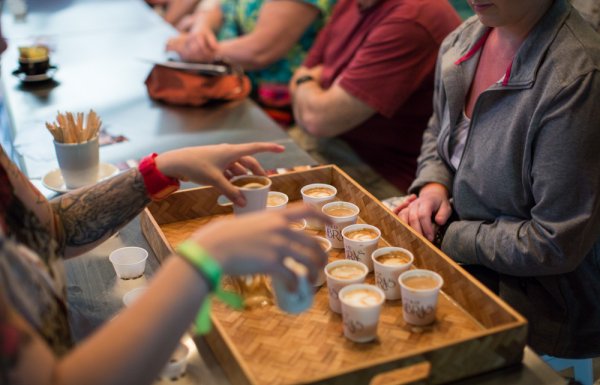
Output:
[177,240,243,334]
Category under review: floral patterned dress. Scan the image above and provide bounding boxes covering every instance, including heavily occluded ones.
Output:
[0,151,72,356]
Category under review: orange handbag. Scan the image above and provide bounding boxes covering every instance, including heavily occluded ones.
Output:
[144,62,251,107]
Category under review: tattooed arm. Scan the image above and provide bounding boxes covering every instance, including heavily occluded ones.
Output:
[50,168,150,257]
[0,142,285,259]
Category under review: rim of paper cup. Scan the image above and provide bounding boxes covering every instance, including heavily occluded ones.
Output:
[372,247,414,268]
[122,287,148,307]
[267,191,289,206]
[300,183,337,197]
[398,269,444,292]
[313,235,332,253]
[325,259,368,280]
[338,283,385,308]
[230,175,272,189]
[289,218,307,231]
[109,247,149,266]
[342,224,381,241]
[322,201,360,218]
[53,136,99,146]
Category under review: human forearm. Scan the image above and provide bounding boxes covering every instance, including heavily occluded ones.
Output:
[190,4,223,34]
[56,257,206,385]
[164,0,200,25]
[51,168,150,257]
[215,0,318,70]
[293,80,374,137]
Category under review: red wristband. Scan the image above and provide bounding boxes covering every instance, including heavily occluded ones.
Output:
[138,153,180,200]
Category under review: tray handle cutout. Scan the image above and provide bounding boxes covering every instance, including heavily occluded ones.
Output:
[370,360,431,385]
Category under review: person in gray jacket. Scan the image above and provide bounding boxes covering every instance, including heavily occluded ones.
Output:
[396,0,600,358]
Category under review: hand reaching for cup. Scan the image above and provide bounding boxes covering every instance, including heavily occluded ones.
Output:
[155,142,285,206]
[189,205,332,289]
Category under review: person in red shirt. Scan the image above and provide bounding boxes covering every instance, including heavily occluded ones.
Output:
[290,0,461,195]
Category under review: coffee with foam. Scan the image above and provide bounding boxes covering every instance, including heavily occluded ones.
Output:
[304,187,335,198]
[329,264,365,280]
[376,251,411,266]
[403,275,439,290]
[345,229,379,241]
[267,194,286,206]
[341,288,383,307]
[324,206,356,217]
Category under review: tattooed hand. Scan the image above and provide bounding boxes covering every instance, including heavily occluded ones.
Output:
[155,142,284,206]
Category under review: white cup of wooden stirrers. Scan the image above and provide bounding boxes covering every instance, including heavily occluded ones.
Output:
[47,111,102,189]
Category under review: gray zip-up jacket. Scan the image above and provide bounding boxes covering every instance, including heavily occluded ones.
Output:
[410,0,600,357]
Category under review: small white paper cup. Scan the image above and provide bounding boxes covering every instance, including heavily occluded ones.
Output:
[324,260,368,313]
[122,287,148,307]
[372,247,414,300]
[159,342,189,380]
[398,269,444,325]
[342,224,381,272]
[300,183,337,229]
[230,175,272,215]
[266,191,289,210]
[109,247,148,280]
[322,201,360,249]
[339,283,385,343]
[289,218,307,232]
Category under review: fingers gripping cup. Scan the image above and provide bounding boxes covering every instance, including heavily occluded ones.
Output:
[372,247,414,300]
[230,175,272,215]
[322,202,360,249]
[312,236,332,287]
[300,183,337,229]
[272,257,314,314]
[324,260,368,313]
[342,224,381,272]
[399,269,444,326]
[339,284,385,343]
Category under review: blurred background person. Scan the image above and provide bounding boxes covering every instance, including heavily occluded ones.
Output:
[166,0,336,126]
[289,0,460,199]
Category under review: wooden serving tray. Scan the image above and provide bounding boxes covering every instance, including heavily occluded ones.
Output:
[140,165,527,385]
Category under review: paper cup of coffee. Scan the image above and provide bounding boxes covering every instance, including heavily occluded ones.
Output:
[342,224,381,272]
[324,260,368,313]
[339,284,385,343]
[289,218,307,232]
[313,235,331,287]
[322,201,360,249]
[230,175,271,215]
[272,257,313,314]
[300,183,337,229]
[372,247,414,300]
[398,269,444,325]
[266,191,289,210]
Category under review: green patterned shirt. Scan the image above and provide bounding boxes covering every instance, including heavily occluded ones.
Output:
[218,0,336,87]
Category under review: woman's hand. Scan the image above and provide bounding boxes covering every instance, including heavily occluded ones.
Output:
[166,27,219,62]
[190,205,332,287]
[155,142,284,206]
[396,183,452,241]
